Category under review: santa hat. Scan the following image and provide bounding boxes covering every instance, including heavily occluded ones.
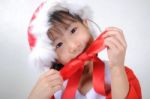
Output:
[28,0,100,71]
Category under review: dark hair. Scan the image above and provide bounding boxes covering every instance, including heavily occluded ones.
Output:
[48,10,84,70]
[47,10,83,41]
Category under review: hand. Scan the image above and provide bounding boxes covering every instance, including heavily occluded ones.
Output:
[103,27,127,69]
[28,69,63,99]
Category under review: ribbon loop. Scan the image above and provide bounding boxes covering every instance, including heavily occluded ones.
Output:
[51,31,107,99]
[78,52,91,62]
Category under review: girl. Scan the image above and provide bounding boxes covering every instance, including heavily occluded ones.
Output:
[27,0,141,99]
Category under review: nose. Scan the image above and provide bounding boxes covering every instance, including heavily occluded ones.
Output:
[68,41,81,54]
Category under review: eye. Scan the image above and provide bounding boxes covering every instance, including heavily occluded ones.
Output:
[71,27,77,34]
[56,42,63,48]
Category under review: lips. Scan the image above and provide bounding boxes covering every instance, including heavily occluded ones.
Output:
[78,46,86,55]
[70,41,92,62]
[75,44,89,59]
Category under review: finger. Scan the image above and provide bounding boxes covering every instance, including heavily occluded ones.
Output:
[105,27,125,41]
[104,36,124,50]
[105,27,123,35]
[103,31,127,48]
[104,37,118,51]
[39,69,59,79]
[51,85,62,93]
[103,28,123,39]
[48,83,63,94]
[47,73,63,83]
[105,37,125,53]
[49,78,63,89]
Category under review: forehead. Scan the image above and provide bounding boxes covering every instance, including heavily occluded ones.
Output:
[47,20,76,41]
[47,10,83,42]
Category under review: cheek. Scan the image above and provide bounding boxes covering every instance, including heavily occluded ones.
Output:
[56,49,71,65]
[78,32,91,46]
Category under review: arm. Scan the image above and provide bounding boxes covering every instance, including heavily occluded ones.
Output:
[103,27,129,98]
[110,66,129,99]
[103,27,142,99]
[106,67,142,99]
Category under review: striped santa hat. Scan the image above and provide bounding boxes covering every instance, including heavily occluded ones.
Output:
[27,0,100,71]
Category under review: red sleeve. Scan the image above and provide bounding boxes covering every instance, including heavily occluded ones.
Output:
[106,67,142,99]
[125,67,142,99]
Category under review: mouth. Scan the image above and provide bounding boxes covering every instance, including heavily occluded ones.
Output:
[72,39,93,60]
[81,45,88,53]
[76,44,89,58]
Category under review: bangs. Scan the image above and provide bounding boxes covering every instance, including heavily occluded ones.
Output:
[47,10,83,41]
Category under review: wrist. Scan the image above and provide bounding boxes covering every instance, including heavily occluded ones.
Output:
[110,66,125,76]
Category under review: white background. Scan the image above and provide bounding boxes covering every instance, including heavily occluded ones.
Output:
[0,0,150,99]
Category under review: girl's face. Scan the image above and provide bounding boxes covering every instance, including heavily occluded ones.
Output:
[48,20,94,65]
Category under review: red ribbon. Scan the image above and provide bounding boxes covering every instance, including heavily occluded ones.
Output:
[51,31,107,99]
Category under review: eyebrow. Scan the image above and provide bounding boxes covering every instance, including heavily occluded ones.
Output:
[65,23,72,30]
[49,23,75,42]
[53,36,59,42]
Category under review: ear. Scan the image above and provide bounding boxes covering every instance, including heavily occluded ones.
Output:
[83,19,88,27]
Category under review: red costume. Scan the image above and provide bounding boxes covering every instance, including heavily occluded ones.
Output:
[27,0,142,99]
